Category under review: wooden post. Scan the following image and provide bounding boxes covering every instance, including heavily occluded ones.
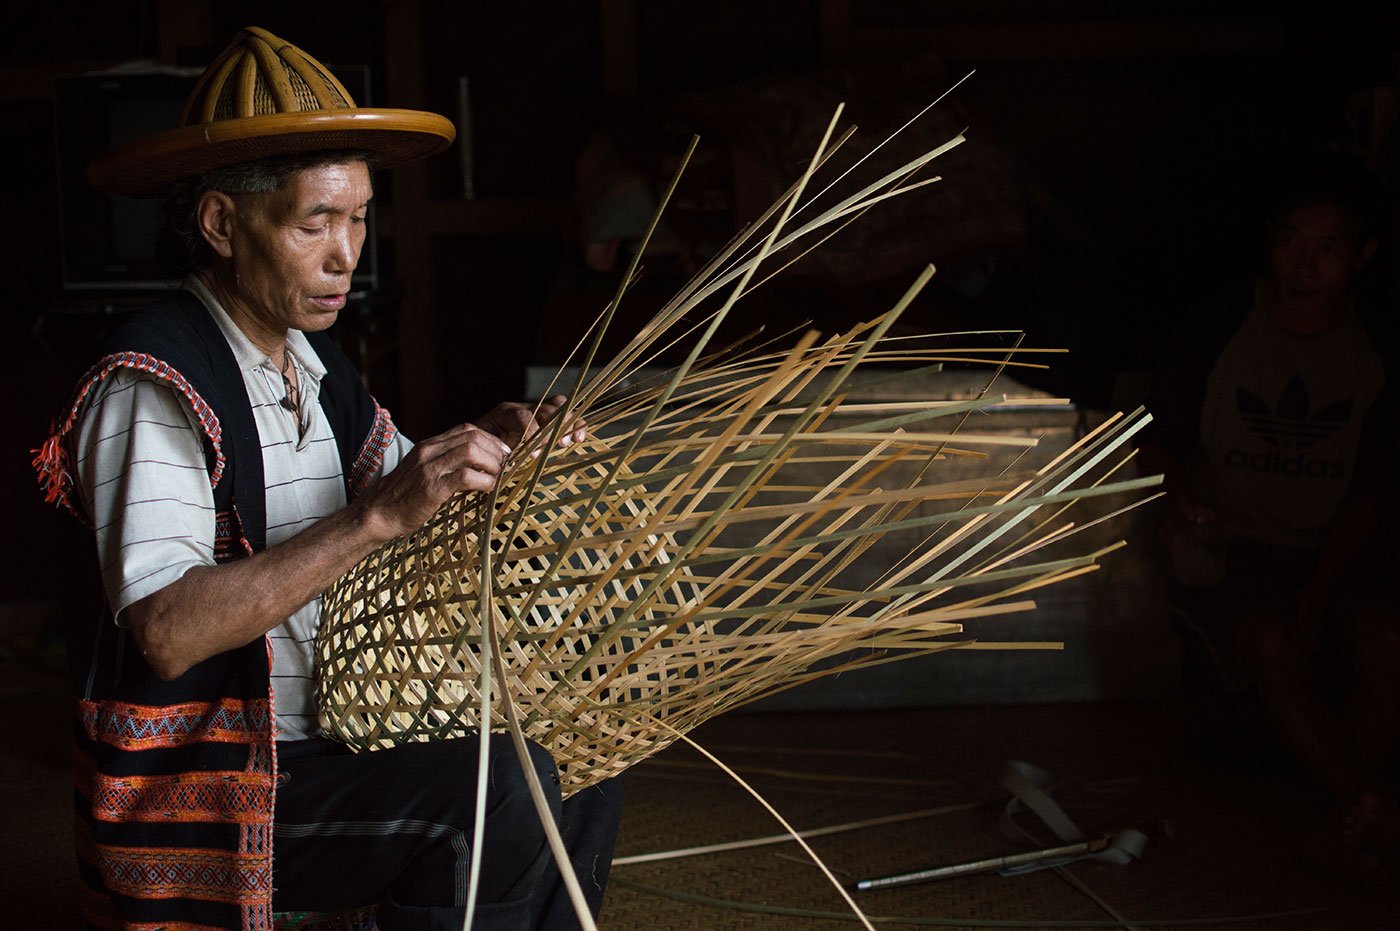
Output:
[382,0,442,435]
[818,0,851,67]
[600,0,639,98]
[155,0,213,65]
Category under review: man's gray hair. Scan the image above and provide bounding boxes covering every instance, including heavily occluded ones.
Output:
[158,149,375,274]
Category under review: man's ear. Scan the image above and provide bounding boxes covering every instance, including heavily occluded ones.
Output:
[196,191,239,259]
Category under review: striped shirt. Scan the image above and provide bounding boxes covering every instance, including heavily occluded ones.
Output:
[73,276,412,740]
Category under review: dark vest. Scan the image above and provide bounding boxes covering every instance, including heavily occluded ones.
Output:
[35,289,394,931]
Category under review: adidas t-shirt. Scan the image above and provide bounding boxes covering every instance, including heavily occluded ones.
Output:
[1196,293,1386,547]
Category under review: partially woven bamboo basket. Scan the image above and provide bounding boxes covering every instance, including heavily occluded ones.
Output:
[317,441,704,787]
[315,107,1161,795]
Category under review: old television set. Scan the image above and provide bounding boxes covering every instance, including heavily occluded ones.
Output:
[53,64,378,295]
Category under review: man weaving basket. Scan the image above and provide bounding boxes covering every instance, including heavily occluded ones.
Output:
[35,26,619,931]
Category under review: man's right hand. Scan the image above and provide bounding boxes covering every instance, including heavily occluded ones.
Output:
[358,423,513,542]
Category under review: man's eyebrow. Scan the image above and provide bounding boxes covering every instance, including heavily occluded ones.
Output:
[304,198,373,217]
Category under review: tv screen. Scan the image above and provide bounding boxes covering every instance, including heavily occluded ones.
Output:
[54,65,377,295]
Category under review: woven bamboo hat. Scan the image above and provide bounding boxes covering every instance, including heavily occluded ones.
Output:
[89,26,456,197]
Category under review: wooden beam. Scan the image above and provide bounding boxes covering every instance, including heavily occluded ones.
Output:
[376,198,566,238]
[0,61,118,101]
[848,20,1286,61]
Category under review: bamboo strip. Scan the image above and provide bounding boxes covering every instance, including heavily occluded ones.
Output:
[611,800,982,866]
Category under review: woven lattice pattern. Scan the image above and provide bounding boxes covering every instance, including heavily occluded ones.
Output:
[318,447,705,786]
[315,109,1161,795]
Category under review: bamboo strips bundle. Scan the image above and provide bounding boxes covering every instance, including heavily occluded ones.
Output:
[314,103,1161,796]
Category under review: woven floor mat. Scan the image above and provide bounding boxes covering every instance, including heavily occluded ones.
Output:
[4,676,1395,929]
[598,703,1398,930]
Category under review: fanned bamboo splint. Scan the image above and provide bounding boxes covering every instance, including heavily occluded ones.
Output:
[314,104,1162,797]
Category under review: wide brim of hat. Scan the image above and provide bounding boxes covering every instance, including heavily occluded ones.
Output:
[89,108,457,197]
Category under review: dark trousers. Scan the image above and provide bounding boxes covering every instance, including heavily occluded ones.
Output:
[272,736,622,930]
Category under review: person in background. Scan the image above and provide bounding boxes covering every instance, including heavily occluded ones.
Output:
[1149,151,1400,858]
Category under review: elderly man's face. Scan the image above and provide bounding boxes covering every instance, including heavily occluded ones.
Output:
[227,160,371,334]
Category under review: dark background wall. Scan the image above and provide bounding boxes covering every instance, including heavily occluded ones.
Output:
[5,1,1399,605]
